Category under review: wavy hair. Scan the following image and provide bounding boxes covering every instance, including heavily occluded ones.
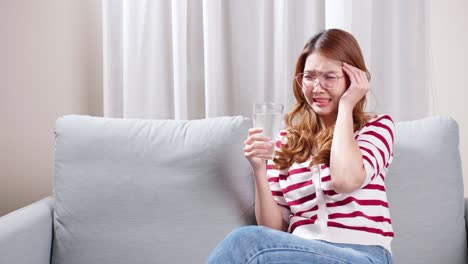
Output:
[274,29,372,170]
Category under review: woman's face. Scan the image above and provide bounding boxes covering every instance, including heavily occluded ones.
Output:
[301,53,347,127]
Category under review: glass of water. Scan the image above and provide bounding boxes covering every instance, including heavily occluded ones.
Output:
[252,102,284,160]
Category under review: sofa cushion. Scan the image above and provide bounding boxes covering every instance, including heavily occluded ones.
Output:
[386,116,467,264]
[52,116,255,264]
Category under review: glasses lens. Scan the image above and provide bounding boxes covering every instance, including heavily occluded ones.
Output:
[320,73,338,89]
[296,73,339,89]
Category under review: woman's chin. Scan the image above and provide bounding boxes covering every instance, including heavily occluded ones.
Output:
[312,105,334,116]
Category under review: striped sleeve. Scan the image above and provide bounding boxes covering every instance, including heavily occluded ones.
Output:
[356,115,395,187]
[266,130,291,222]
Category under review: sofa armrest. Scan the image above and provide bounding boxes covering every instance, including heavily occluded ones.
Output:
[0,196,54,264]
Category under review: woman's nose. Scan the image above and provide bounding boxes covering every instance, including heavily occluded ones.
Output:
[312,80,325,92]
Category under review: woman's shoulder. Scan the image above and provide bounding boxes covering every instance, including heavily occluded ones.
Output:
[356,113,395,136]
[364,113,395,127]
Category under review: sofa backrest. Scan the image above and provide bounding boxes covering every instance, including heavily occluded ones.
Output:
[52,115,255,264]
[387,116,467,263]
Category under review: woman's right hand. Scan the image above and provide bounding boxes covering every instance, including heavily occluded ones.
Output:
[243,128,275,171]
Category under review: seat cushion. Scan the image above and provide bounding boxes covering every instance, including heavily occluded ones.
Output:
[52,115,254,264]
[386,116,467,264]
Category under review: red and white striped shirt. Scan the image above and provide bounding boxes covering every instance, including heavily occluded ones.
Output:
[267,114,395,252]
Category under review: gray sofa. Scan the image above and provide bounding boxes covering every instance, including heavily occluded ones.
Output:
[0,115,467,264]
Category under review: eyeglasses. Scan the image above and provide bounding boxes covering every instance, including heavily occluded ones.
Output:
[295,72,344,90]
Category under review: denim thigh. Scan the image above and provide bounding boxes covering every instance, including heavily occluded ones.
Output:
[206,225,392,264]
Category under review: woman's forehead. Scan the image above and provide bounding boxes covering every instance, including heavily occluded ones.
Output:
[304,53,342,72]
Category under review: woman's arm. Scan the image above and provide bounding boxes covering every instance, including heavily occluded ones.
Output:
[329,62,369,193]
[244,128,288,231]
[252,166,288,231]
[329,108,366,193]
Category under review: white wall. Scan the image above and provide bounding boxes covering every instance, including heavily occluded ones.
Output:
[429,0,468,196]
[0,0,103,216]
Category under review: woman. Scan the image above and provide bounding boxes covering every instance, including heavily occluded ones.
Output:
[207,28,394,264]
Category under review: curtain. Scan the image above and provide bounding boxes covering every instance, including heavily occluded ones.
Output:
[103,0,432,122]
[324,0,432,121]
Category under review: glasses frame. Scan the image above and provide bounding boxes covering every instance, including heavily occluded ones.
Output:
[295,72,344,90]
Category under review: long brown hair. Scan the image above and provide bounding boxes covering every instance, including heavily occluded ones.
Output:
[274,28,372,170]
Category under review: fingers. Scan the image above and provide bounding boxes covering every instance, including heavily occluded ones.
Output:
[244,140,274,153]
[244,143,275,159]
[244,128,275,159]
[342,62,360,83]
[248,127,263,136]
[343,62,367,84]
[244,128,271,145]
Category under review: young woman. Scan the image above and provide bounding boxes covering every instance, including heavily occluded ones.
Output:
[207,28,394,264]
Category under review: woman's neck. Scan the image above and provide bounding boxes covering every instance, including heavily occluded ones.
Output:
[319,115,337,130]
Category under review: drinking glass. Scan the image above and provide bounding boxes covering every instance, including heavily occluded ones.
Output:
[252,102,284,159]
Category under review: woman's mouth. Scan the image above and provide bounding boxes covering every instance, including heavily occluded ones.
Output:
[312,98,331,107]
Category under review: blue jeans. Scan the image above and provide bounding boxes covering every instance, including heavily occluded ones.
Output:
[206,225,393,264]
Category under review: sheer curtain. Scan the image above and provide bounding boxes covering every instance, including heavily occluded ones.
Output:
[103,0,432,121]
[325,0,433,121]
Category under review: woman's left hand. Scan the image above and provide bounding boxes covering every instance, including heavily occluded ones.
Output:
[339,62,370,111]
